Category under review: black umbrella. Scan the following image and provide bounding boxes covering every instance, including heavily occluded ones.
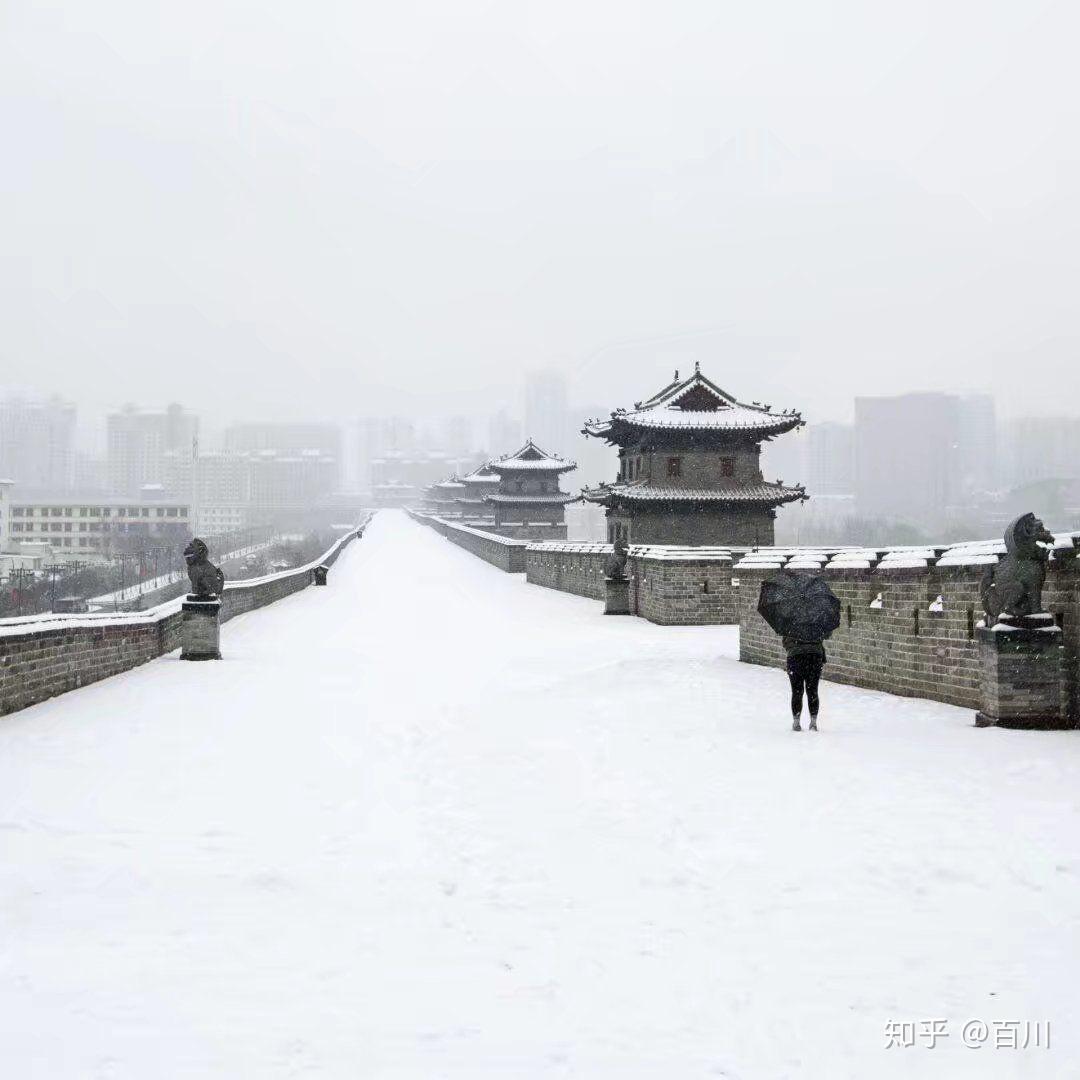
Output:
[757,569,842,642]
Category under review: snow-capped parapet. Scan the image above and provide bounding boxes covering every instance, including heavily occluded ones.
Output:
[732,531,1080,574]
[0,523,367,718]
[938,531,1078,567]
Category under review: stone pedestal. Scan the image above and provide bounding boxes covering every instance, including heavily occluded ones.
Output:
[181,597,222,661]
[604,576,631,615]
[312,565,329,586]
[976,613,1066,729]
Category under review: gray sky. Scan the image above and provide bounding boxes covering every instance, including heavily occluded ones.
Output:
[2,0,1078,435]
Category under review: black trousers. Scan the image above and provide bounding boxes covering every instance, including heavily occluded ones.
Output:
[787,654,824,716]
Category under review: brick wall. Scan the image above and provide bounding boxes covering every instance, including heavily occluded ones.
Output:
[631,554,737,625]
[491,522,568,541]
[0,524,366,718]
[409,511,528,573]
[737,556,1080,720]
[525,543,610,600]
[523,540,739,623]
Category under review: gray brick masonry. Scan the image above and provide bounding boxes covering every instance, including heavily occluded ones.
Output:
[737,560,1079,723]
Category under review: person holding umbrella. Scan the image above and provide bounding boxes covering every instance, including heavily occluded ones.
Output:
[757,568,842,732]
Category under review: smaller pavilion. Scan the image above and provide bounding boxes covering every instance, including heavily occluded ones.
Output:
[455,463,500,523]
[425,475,467,518]
[485,440,578,539]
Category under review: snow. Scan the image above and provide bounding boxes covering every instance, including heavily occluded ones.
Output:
[2,509,1080,1078]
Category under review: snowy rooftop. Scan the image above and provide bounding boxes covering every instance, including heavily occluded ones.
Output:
[460,465,500,485]
[489,439,577,474]
[485,492,578,505]
[584,481,807,505]
[583,365,803,441]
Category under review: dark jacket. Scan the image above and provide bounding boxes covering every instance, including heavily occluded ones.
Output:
[782,634,826,661]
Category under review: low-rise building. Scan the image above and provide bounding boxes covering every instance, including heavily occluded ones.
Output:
[455,463,499,522]
[7,493,191,557]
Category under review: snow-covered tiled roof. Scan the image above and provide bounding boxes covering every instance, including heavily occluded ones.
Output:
[460,465,500,485]
[583,365,803,441]
[485,492,579,505]
[583,481,806,505]
[489,440,576,474]
[433,476,466,490]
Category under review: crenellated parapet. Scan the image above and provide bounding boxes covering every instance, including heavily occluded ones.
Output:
[736,532,1080,723]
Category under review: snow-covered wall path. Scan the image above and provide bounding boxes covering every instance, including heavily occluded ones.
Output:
[2,510,1079,1078]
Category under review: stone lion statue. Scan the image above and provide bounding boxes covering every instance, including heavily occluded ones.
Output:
[604,535,629,581]
[183,538,225,600]
[980,512,1055,621]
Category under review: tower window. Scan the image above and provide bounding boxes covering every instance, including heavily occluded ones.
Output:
[667,456,681,478]
[720,457,735,477]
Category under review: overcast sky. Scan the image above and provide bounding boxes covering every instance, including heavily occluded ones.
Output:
[2,1,1078,437]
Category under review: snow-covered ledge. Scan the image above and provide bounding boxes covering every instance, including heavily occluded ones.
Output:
[408,511,528,572]
[0,523,368,719]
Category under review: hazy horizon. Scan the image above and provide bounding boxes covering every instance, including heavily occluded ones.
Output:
[4,1,1078,436]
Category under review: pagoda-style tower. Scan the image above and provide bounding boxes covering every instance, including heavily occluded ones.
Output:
[485,439,578,539]
[426,475,466,517]
[455,462,500,522]
[582,365,807,546]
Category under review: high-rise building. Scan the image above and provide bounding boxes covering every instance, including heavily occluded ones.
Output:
[804,422,854,496]
[224,422,343,490]
[440,416,473,458]
[525,369,571,457]
[248,450,338,522]
[855,393,960,527]
[356,417,416,493]
[164,449,252,505]
[107,403,198,496]
[486,409,521,456]
[0,478,12,551]
[73,452,108,494]
[0,395,77,490]
[956,394,997,495]
[1002,416,1080,488]
[223,422,342,457]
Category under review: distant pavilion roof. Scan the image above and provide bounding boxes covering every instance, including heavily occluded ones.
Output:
[432,476,466,491]
[489,440,576,475]
[460,463,500,485]
[583,365,803,444]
